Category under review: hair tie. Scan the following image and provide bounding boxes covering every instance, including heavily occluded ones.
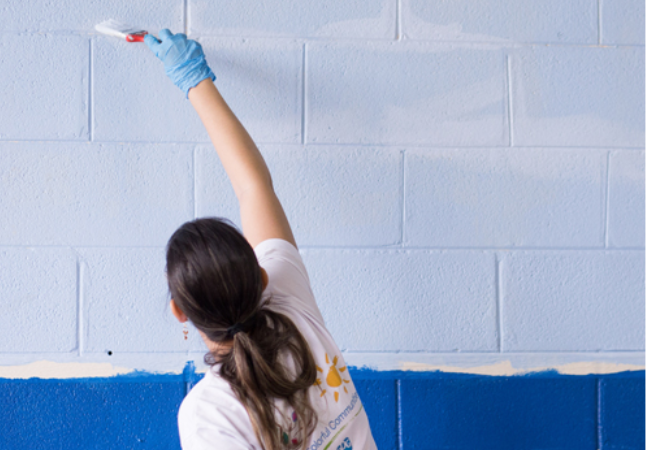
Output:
[227,309,262,338]
[227,323,244,338]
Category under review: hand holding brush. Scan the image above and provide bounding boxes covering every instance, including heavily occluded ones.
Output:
[144,29,216,99]
[95,20,215,98]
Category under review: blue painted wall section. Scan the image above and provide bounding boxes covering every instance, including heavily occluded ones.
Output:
[0,377,184,450]
[354,379,398,449]
[0,368,644,450]
[401,376,597,449]
[599,375,646,450]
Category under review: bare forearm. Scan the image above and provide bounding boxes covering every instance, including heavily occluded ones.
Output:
[188,78,272,199]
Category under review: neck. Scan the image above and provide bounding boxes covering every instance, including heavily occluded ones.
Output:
[199,330,233,356]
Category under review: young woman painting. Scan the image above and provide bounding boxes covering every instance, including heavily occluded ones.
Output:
[145,30,377,450]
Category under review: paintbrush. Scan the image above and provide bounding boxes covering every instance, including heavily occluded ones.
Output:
[95,19,151,42]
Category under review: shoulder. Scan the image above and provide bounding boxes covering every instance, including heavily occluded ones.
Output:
[254,238,308,281]
[253,238,326,327]
[178,369,259,450]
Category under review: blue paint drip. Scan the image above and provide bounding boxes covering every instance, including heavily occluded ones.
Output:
[182,360,196,395]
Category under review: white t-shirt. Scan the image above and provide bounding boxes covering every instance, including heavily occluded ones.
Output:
[178,238,377,450]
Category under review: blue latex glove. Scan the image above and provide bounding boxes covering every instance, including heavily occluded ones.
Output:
[144,29,216,98]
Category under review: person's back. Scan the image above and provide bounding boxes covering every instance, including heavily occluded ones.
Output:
[144,29,377,449]
[177,237,376,449]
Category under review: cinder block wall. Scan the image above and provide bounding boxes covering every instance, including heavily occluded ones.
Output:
[0,0,644,448]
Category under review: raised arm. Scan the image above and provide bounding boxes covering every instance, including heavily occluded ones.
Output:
[188,79,296,249]
[145,30,296,249]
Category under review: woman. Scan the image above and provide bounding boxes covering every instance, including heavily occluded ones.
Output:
[145,30,377,450]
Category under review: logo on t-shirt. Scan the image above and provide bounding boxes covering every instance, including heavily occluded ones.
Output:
[314,352,351,402]
[336,437,353,450]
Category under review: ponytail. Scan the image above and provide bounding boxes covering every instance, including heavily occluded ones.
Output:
[215,307,317,449]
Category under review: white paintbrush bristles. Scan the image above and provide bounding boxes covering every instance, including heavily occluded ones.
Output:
[95,19,146,39]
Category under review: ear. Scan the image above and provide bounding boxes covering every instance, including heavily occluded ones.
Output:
[170,299,188,323]
[261,267,269,291]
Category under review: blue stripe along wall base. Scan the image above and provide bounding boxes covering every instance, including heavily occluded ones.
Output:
[0,365,644,450]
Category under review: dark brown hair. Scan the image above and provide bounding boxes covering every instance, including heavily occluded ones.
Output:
[166,217,317,449]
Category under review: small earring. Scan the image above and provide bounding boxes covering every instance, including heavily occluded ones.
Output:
[183,322,189,340]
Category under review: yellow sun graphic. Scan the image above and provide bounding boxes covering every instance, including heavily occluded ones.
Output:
[314,352,350,402]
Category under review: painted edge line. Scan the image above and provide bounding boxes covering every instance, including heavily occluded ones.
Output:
[0,358,645,379]
[0,363,644,380]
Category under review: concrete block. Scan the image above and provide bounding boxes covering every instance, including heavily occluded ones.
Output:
[0,248,77,353]
[81,248,206,353]
[607,151,644,248]
[403,0,596,44]
[600,376,645,449]
[308,42,508,146]
[194,146,239,228]
[405,148,606,247]
[189,0,395,39]
[0,34,87,140]
[92,37,205,142]
[401,376,597,450]
[511,46,644,147]
[354,378,397,449]
[0,0,182,32]
[196,145,402,246]
[501,252,644,351]
[0,379,184,449]
[302,249,497,351]
[601,0,645,45]
[0,142,193,247]
[94,37,302,144]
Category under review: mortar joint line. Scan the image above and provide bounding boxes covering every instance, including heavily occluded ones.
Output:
[603,151,611,248]
[3,137,646,151]
[506,54,514,147]
[184,0,189,35]
[1,244,646,252]
[596,379,603,449]
[597,0,602,45]
[495,253,503,352]
[301,43,308,146]
[400,149,406,247]
[396,0,402,41]
[396,379,403,450]
[88,37,93,142]
[193,146,197,219]
[76,258,84,357]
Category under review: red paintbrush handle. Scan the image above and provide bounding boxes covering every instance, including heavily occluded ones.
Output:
[126,31,148,42]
